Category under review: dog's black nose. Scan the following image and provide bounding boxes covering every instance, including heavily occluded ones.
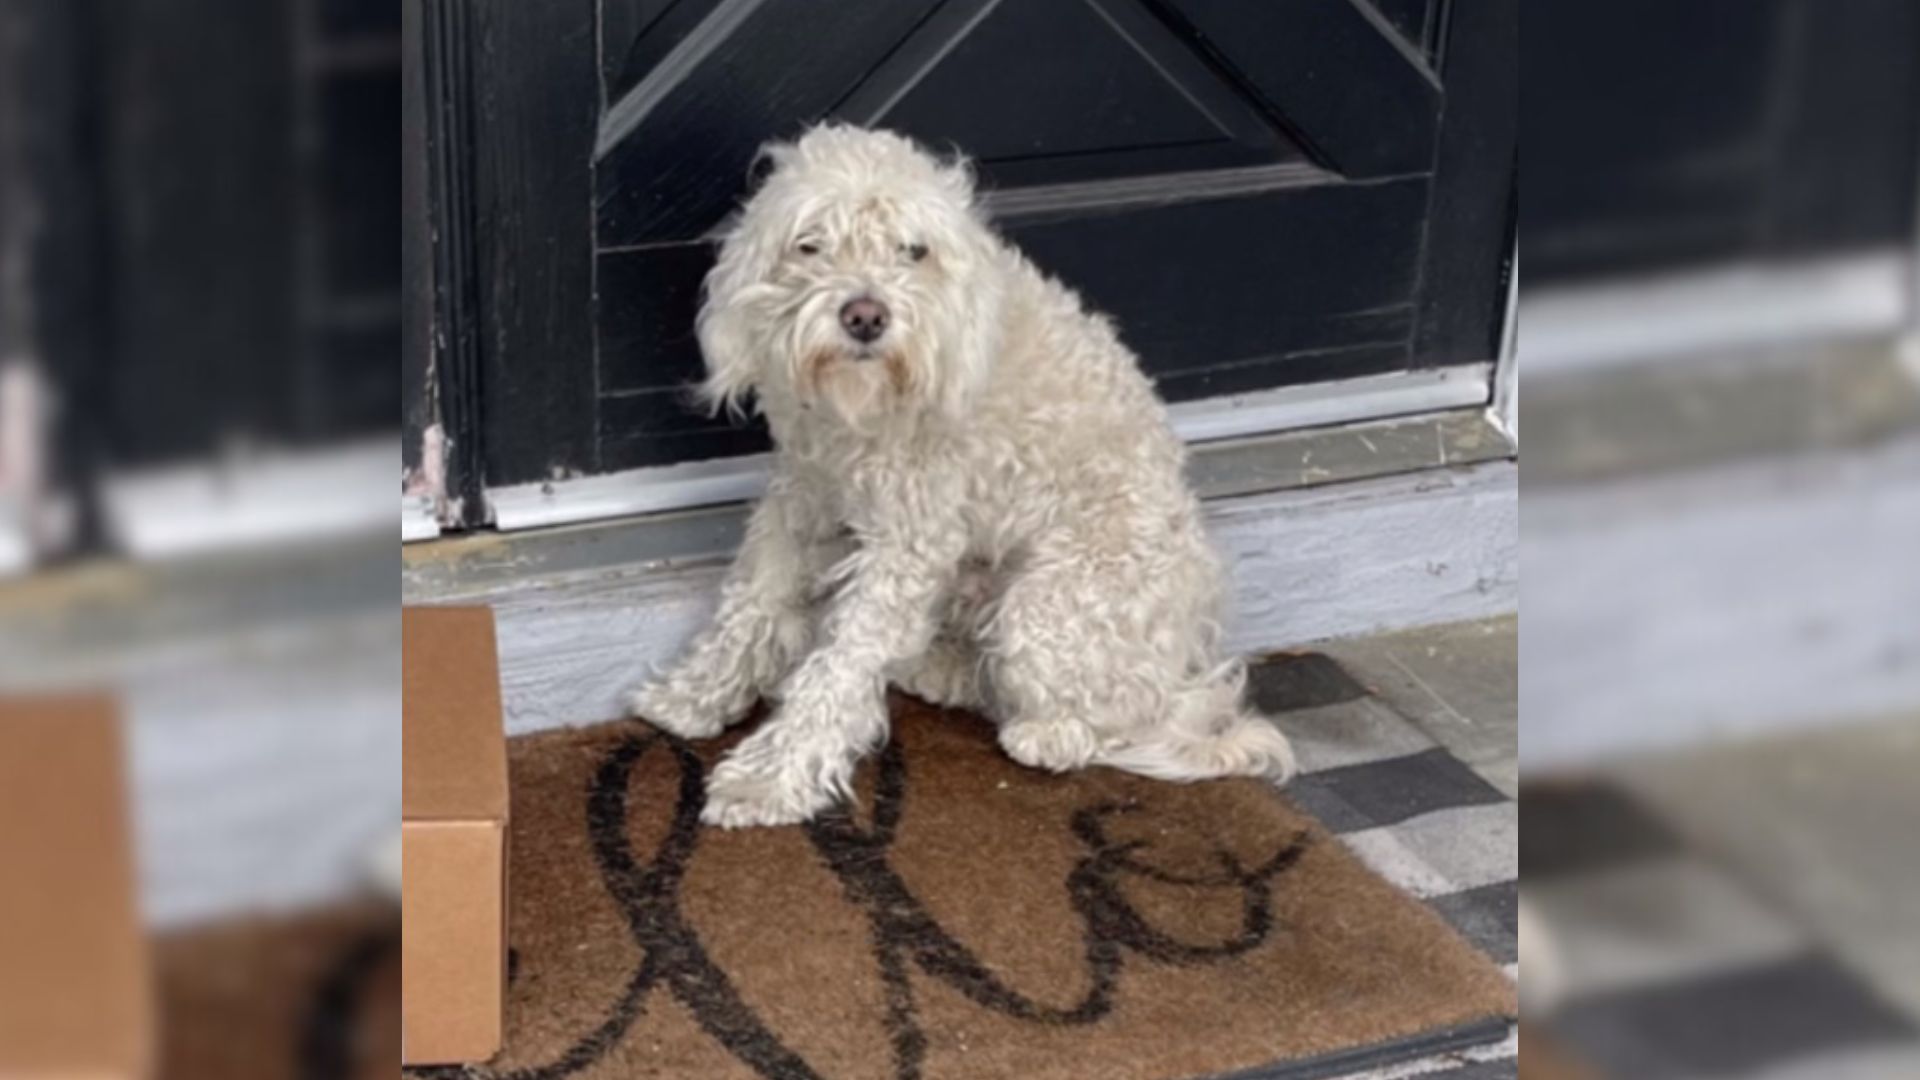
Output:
[839,297,890,344]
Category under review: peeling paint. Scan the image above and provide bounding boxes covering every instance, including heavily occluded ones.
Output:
[401,422,454,533]
[0,361,45,496]
[0,360,50,567]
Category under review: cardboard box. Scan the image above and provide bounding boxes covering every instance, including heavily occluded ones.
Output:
[0,696,155,1080]
[402,606,510,1065]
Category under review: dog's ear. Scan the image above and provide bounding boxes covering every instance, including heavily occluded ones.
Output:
[695,219,775,418]
[933,146,979,206]
[743,139,791,194]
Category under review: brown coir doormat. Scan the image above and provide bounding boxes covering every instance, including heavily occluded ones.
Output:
[416,697,1513,1080]
[158,903,399,1080]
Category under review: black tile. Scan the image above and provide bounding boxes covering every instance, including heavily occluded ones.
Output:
[1556,953,1919,1078]
[1520,782,1683,881]
[1285,748,1508,833]
[1428,881,1518,965]
[1248,653,1370,714]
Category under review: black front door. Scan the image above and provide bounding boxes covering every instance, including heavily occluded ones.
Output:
[1524,0,1919,287]
[444,0,1514,497]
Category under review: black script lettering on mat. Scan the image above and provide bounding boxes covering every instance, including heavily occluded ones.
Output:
[408,734,1308,1080]
[299,922,399,1080]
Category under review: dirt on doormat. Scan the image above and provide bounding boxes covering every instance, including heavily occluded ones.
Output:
[407,694,1515,1080]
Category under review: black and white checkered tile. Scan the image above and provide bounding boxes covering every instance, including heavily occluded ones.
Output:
[1258,649,1920,1079]
[1521,781,1920,1079]
[1249,654,1519,1079]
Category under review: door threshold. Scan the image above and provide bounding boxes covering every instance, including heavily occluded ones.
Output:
[100,436,397,561]
[478,364,1494,533]
[1522,249,1912,378]
[406,407,1513,599]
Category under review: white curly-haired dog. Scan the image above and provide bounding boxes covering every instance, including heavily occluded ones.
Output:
[629,124,1296,828]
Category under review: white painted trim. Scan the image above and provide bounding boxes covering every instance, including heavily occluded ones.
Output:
[485,364,1494,532]
[489,452,775,532]
[1163,362,1491,443]
[103,437,397,560]
[1522,437,1920,770]
[1907,315,1920,383]
[400,493,440,542]
[0,503,30,577]
[1522,250,1911,378]
[452,461,1518,735]
[1905,169,1920,378]
[0,361,51,573]
[1491,248,1519,442]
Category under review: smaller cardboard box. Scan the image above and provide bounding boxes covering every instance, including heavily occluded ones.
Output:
[402,606,510,1065]
[0,696,155,1080]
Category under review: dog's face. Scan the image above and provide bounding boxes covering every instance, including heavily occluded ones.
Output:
[696,125,1005,430]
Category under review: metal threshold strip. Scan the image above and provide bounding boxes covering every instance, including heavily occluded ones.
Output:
[480,364,1494,534]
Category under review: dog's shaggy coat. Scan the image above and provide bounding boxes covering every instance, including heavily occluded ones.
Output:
[630,125,1295,827]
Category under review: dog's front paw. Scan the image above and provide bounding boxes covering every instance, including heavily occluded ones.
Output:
[700,755,834,828]
[626,677,736,740]
[999,717,1099,773]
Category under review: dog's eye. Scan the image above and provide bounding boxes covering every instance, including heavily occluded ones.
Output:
[795,241,820,256]
[905,243,930,263]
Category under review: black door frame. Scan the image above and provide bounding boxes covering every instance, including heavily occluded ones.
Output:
[407,0,489,534]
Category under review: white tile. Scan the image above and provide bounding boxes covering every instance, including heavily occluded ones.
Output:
[1528,855,1806,1001]
[1341,802,1517,899]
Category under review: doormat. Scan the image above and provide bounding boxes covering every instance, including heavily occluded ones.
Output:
[158,903,398,1080]
[412,695,1514,1080]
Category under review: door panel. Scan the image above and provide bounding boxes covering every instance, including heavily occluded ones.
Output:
[466,0,1514,486]
[1372,0,1440,52]
[1158,0,1441,177]
[1524,0,1919,286]
[831,0,1309,187]
[594,0,947,247]
[601,0,723,108]
[986,175,1431,400]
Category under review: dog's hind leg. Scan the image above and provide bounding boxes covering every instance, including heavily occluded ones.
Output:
[983,546,1294,782]
[889,559,993,709]
[979,558,1122,773]
[891,636,985,709]
[1090,662,1296,783]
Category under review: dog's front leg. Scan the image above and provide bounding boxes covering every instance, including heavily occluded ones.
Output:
[702,529,958,827]
[628,484,825,739]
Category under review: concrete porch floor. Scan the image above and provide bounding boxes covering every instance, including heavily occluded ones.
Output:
[1522,715,1920,1078]
[1322,615,1519,799]
[1518,329,1920,1074]
[1613,716,1920,1025]
[1358,612,1920,1074]
[1304,615,1521,1080]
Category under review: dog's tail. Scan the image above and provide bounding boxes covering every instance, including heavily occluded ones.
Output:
[1092,662,1297,784]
